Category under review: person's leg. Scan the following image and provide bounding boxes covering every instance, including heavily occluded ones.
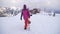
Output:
[24,19,28,30]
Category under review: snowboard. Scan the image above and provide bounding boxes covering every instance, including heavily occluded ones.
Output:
[26,20,31,31]
[26,24,30,31]
[28,20,31,24]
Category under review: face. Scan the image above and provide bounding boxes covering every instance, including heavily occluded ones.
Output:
[23,4,26,9]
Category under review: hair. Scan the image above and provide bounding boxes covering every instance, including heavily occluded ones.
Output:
[23,4,27,9]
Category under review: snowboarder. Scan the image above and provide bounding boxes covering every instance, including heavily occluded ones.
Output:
[20,4,31,30]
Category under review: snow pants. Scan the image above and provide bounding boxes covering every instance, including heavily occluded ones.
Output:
[24,19,28,29]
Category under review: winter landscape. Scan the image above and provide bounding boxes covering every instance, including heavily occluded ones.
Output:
[0,0,60,34]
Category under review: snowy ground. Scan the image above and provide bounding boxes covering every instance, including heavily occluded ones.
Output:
[0,11,60,34]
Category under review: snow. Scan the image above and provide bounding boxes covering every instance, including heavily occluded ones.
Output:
[0,11,60,34]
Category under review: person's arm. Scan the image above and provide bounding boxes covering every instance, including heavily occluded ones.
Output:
[20,10,23,20]
[27,9,30,18]
[28,9,32,16]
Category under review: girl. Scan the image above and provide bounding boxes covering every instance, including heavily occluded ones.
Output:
[20,4,30,30]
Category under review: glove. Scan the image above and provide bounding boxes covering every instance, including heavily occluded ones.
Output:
[30,15,32,16]
[20,18,22,20]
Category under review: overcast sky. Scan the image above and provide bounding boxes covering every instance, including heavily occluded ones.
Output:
[0,0,60,10]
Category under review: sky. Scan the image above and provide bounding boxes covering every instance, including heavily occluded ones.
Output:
[0,0,60,10]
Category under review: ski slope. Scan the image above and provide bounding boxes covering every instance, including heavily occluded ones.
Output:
[0,11,60,34]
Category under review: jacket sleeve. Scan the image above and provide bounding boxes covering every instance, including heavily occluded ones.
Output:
[27,9,30,18]
[20,10,23,20]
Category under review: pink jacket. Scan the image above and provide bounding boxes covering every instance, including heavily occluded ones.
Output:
[22,9,29,20]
